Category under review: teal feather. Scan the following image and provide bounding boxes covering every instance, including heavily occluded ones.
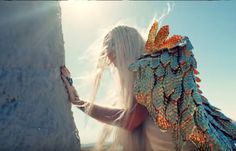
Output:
[170,53,179,70]
[160,51,170,66]
[150,57,161,68]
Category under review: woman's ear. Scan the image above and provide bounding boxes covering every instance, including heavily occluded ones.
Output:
[107,52,116,63]
[107,52,116,66]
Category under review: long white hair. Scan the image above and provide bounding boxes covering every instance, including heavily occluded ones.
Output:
[88,25,150,151]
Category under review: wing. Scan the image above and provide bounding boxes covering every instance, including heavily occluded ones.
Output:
[129,37,236,151]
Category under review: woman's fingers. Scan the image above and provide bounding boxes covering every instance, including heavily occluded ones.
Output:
[61,68,70,77]
[60,66,82,104]
[61,75,73,94]
[61,75,71,88]
[64,66,71,75]
[61,74,81,104]
[60,66,71,77]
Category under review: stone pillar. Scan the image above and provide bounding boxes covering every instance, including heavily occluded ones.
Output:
[0,2,81,151]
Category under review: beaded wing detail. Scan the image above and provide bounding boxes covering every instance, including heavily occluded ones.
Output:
[129,22,236,151]
[145,21,183,53]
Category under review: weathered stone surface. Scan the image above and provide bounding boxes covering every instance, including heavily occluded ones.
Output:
[0,2,81,151]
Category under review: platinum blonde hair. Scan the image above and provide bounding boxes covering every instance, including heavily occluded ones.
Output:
[89,26,151,151]
[102,26,144,108]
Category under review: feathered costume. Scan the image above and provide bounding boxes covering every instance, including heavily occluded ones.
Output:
[128,21,236,151]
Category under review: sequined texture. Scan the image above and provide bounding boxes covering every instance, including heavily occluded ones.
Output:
[129,37,236,151]
[145,21,158,52]
[145,21,183,53]
[154,25,169,49]
[158,35,183,50]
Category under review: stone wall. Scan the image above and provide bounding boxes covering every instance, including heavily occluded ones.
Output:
[0,2,81,151]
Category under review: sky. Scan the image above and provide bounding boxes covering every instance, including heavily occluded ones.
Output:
[60,1,236,145]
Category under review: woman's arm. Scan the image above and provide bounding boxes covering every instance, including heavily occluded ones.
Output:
[60,66,149,131]
[122,102,149,131]
[77,100,149,131]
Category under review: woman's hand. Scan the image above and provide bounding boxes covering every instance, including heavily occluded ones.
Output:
[60,66,84,106]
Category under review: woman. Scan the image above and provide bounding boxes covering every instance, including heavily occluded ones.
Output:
[61,25,198,151]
